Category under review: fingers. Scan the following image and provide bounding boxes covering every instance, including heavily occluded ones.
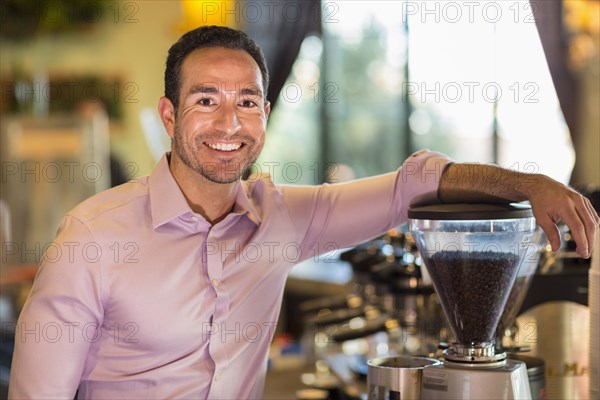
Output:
[535,213,561,252]
[532,190,598,258]
[562,194,598,258]
[582,196,600,254]
[569,202,589,258]
[584,196,600,228]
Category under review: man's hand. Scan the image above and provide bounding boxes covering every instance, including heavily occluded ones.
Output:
[438,163,600,258]
[523,174,599,258]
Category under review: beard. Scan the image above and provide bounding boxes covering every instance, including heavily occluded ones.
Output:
[172,122,263,184]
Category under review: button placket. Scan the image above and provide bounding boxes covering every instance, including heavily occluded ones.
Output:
[205,228,230,400]
[206,229,223,283]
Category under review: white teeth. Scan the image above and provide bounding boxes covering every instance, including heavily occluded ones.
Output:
[208,142,241,151]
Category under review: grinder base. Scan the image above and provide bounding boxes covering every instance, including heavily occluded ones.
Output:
[421,359,532,400]
[444,343,507,368]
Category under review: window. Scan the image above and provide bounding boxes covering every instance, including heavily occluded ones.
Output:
[261,1,573,184]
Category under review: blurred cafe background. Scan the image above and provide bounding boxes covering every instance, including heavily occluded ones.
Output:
[0,1,599,399]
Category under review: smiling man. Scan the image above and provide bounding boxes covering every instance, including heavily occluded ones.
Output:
[8,26,599,399]
[160,41,270,224]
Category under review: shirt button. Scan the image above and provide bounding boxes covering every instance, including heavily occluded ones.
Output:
[214,374,221,382]
[191,216,199,222]
[212,279,220,287]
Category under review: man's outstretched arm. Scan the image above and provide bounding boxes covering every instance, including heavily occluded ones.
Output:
[438,163,600,259]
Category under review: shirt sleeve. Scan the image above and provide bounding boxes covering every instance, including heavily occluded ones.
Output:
[280,150,451,260]
[8,215,105,400]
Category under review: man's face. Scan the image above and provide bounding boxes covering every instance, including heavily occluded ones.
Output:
[171,47,270,183]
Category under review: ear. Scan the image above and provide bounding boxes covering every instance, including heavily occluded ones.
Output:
[158,96,176,139]
[264,100,271,120]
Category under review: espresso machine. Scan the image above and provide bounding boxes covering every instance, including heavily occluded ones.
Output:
[405,203,541,400]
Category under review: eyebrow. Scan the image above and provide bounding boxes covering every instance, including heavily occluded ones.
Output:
[187,85,264,99]
[187,85,218,96]
[241,86,263,97]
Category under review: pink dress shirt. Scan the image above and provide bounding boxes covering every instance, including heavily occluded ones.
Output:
[9,150,449,399]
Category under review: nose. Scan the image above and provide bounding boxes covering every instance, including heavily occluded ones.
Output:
[213,102,241,137]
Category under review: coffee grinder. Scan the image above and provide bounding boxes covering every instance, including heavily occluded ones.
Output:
[408,203,540,400]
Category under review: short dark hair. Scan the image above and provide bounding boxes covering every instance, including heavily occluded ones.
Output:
[164,25,269,112]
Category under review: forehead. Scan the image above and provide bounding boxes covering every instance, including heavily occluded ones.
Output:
[180,47,263,91]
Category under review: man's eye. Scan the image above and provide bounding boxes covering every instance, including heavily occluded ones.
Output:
[197,98,214,106]
[241,100,257,108]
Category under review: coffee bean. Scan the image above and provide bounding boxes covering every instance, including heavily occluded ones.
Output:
[497,276,529,334]
[423,251,520,345]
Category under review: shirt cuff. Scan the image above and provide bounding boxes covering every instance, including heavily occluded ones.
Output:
[399,149,453,209]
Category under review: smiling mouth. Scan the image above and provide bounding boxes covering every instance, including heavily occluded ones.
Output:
[204,142,244,152]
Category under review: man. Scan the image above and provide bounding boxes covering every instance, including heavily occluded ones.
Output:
[9,26,598,399]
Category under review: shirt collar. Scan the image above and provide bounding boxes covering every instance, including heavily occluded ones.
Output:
[234,180,262,225]
[149,153,192,229]
[149,153,261,229]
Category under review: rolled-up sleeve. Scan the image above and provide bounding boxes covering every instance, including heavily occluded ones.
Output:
[281,150,451,259]
[9,215,104,400]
